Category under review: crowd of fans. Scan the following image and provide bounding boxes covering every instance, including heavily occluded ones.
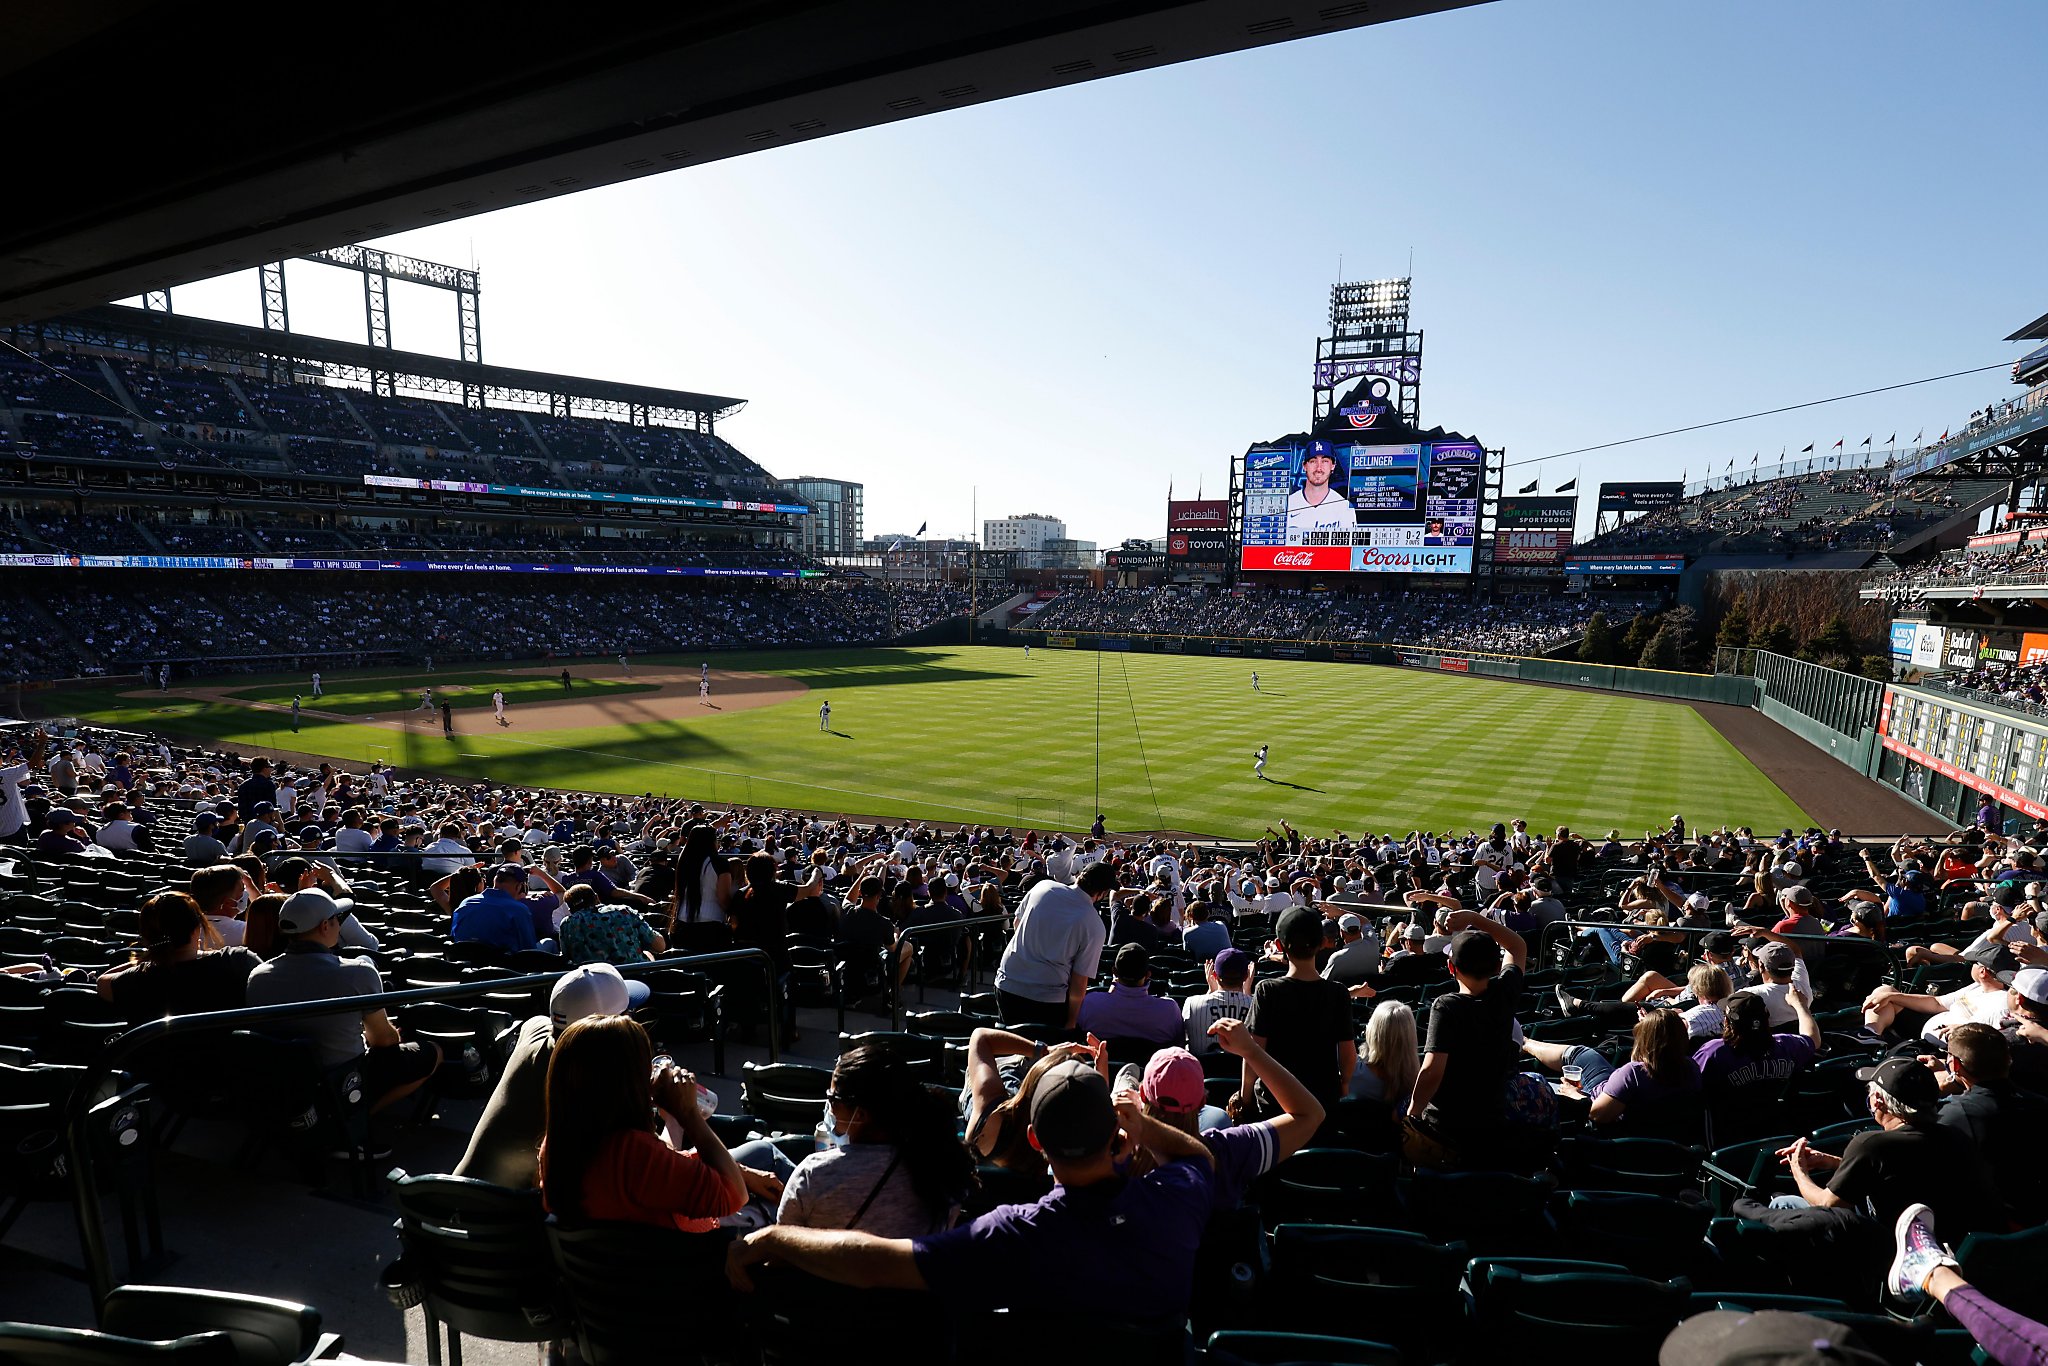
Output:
[1870,542,2048,607]
[1030,586,1659,655]
[4,727,2047,1360]
[0,574,971,679]
[1578,467,1989,556]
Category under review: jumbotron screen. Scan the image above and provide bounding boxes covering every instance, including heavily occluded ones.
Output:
[1241,438,1480,573]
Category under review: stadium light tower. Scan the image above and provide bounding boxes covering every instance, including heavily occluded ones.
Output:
[1313,275,1422,427]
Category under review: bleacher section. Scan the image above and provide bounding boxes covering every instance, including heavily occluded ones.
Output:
[1580,467,2000,556]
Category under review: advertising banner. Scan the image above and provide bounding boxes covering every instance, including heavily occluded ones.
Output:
[1890,621,1919,661]
[363,474,807,515]
[1595,482,1685,512]
[0,553,803,578]
[1104,550,1166,571]
[2024,632,2048,665]
[1911,624,1945,669]
[1167,531,1231,559]
[1945,628,1982,669]
[1494,496,1578,565]
[1166,499,1231,532]
[1563,555,1685,575]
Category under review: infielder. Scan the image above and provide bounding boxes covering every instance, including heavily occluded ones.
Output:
[618,653,631,677]
[492,689,508,726]
[310,671,322,698]
[698,677,710,705]
[290,695,302,733]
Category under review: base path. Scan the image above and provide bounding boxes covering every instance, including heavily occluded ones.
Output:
[1686,700,1943,836]
[128,664,809,733]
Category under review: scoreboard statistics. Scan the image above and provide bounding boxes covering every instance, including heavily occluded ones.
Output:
[1241,439,1480,574]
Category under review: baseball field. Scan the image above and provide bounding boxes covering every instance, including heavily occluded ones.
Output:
[41,645,1811,838]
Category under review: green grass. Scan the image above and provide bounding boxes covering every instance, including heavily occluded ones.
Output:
[47,646,1810,838]
[221,672,657,713]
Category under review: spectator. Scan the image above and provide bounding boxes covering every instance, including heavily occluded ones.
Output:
[779,1043,975,1237]
[1349,999,1419,1112]
[456,962,651,1190]
[1245,907,1356,1132]
[1076,945,1184,1046]
[1696,991,1819,1117]
[538,1014,748,1232]
[1180,900,1229,961]
[96,890,258,1020]
[244,889,442,1119]
[451,864,544,955]
[1887,1203,2048,1365]
[1402,911,1529,1169]
[1183,947,1255,1055]
[670,824,731,929]
[558,882,664,966]
[994,860,1116,1029]
[1321,913,1381,984]
[1523,1008,1702,1134]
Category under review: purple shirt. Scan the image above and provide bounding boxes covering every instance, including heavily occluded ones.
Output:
[1201,1121,1280,1214]
[1694,1034,1815,1099]
[1076,983,1186,1046]
[911,1160,1213,1317]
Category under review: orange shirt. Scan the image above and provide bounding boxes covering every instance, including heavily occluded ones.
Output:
[543,1129,744,1233]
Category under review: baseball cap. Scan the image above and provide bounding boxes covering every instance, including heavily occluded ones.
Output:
[278,888,349,935]
[192,812,218,830]
[1778,861,1803,879]
[1276,906,1323,956]
[1659,1309,1885,1366]
[1403,922,1428,942]
[1212,947,1251,984]
[1993,884,2023,909]
[253,801,276,815]
[1901,868,1931,890]
[491,863,530,885]
[2010,968,2048,1007]
[47,809,76,826]
[1139,1048,1205,1114]
[1755,942,1798,976]
[1780,885,1817,908]
[1028,1060,1117,1160]
[1266,876,1283,890]
[596,844,618,856]
[1113,943,1151,984]
[1856,1056,1941,1115]
[1701,931,1739,957]
[1338,913,1364,932]
[1684,891,1711,911]
[1448,928,1503,979]
[548,962,651,1028]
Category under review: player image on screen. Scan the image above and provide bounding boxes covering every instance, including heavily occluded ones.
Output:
[1285,444,1355,544]
[1423,517,1446,546]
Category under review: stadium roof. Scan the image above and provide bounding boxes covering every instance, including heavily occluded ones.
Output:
[2007,309,2048,342]
[28,305,745,421]
[0,1,1484,325]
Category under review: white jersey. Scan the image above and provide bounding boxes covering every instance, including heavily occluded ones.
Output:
[1286,487,1355,542]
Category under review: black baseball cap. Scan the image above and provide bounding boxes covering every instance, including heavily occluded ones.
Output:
[1855,1057,1941,1115]
[1448,928,1503,979]
[1660,1310,1885,1366]
[1027,1060,1117,1160]
[1276,906,1323,957]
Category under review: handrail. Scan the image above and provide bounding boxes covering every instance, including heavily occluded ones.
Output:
[888,912,1013,1029]
[1552,917,1891,953]
[61,946,776,1313]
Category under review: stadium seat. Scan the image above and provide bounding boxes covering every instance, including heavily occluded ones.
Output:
[548,1220,735,1365]
[1260,1149,1398,1228]
[1264,1225,1466,1363]
[0,1322,237,1363]
[1464,1262,1690,1361]
[1555,1136,1705,1196]
[740,1062,833,1134]
[0,1061,160,1278]
[386,1171,563,1366]
[99,1286,337,1365]
[1948,1223,2048,1321]
[1204,1331,1401,1365]
[1404,1168,1554,1256]
[1546,1189,1713,1282]
[742,1267,946,1366]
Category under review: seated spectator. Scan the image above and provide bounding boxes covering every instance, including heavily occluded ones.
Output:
[451,863,545,955]
[1401,911,1528,1168]
[1562,961,1735,1041]
[728,1059,1215,1324]
[1179,900,1230,961]
[191,862,260,947]
[1695,990,1819,1116]
[244,889,442,1117]
[268,856,379,950]
[1348,998,1419,1112]
[96,890,259,1019]
[1077,945,1185,1047]
[93,801,149,853]
[779,1043,974,1237]
[1930,1022,2047,1219]
[36,808,92,855]
[457,962,650,1189]
[1321,913,1381,985]
[1524,1008,1702,1134]
[539,1014,748,1232]
[961,1028,1089,1176]
[1182,947,1254,1055]
[1887,1203,2048,1364]
[182,810,228,864]
[1733,939,1812,1028]
[558,882,664,966]
[1863,962,2011,1042]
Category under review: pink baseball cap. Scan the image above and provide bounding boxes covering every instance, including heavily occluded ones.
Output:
[1141,1048,1205,1113]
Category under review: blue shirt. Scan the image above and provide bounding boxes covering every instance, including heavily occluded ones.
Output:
[1181,920,1230,960]
[911,1160,1213,1318]
[1075,982,1185,1046]
[452,888,540,953]
[1883,882,1929,919]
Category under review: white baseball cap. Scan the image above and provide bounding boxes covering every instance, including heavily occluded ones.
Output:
[1684,892,1711,911]
[549,962,651,1028]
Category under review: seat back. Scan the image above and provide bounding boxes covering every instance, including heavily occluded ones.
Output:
[1406,1167,1554,1256]
[1548,1189,1712,1281]
[1205,1331,1401,1365]
[390,1173,563,1344]
[1262,1149,1398,1227]
[548,1221,733,1365]
[740,1062,833,1134]
[1266,1225,1465,1357]
[1556,1137,1705,1196]
[0,1324,236,1364]
[1954,1223,2048,1316]
[100,1287,321,1366]
[1469,1263,1690,1360]
[744,1267,948,1366]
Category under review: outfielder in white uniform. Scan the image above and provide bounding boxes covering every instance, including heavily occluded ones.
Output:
[418,687,434,712]
[310,671,322,698]
[698,678,710,704]
[1254,744,1268,779]
[492,690,508,726]
[819,701,831,731]
[618,654,631,677]
[1251,672,1260,693]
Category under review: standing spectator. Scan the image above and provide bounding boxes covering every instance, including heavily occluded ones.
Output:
[993,861,1116,1028]
[1322,914,1381,985]
[1183,948,1255,1055]
[1402,911,1528,1169]
[1244,907,1355,1132]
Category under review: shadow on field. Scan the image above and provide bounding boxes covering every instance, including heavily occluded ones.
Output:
[776,651,1024,688]
[1260,776,1323,793]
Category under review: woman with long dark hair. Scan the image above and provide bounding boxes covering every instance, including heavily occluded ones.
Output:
[779,1043,974,1236]
[669,824,730,932]
[97,889,259,1020]
[538,1014,747,1231]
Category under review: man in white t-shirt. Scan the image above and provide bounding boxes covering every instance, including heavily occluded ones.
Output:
[1045,840,1076,885]
[994,862,1116,1028]
[1184,948,1256,1054]
[1285,445,1354,543]
[1257,877,1294,920]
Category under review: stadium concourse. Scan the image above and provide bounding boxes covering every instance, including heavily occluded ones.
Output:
[2,724,2046,1363]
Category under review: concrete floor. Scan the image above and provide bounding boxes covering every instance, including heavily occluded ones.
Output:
[0,992,927,1363]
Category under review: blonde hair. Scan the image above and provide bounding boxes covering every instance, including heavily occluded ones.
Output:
[1362,1001,1419,1104]
[1688,962,1732,1004]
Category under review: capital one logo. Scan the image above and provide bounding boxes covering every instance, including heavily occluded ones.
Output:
[1272,550,1316,567]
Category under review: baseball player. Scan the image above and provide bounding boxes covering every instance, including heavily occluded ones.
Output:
[819,700,832,732]
[492,689,508,726]
[1254,744,1268,780]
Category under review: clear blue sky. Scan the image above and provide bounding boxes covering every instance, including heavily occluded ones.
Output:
[152,0,2048,545]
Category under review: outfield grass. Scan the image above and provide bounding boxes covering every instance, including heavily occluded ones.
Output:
[48,647,1810,837]
[221,672,657,713]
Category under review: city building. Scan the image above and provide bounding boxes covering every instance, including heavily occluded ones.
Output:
[981,513,1066,554]
[778,476,864,557]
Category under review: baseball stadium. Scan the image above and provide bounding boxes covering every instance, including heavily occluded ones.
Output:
[2,4,2047,1364]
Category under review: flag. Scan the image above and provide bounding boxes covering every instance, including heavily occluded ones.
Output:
[1914,429,1923,442]
[914,521,927,536]
[1940,429,1949,441]
[1832,439,1844,449]
[1556,478,1576,492]
[1886,433,1895,445]
[1518,478,1538,494]
[1800,444,1813,453]
[1860,436,1871,447]
[886,538,903,554]
[1752,453,1759,464]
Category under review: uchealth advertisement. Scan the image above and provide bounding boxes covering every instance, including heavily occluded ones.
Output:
[1242,544,1474,573]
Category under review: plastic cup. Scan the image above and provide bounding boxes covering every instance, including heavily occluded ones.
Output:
[1562,1065,1583,1088]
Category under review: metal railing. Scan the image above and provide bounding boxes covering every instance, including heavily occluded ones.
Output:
[61,946,776,1312]
[888,912,1014,1029]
